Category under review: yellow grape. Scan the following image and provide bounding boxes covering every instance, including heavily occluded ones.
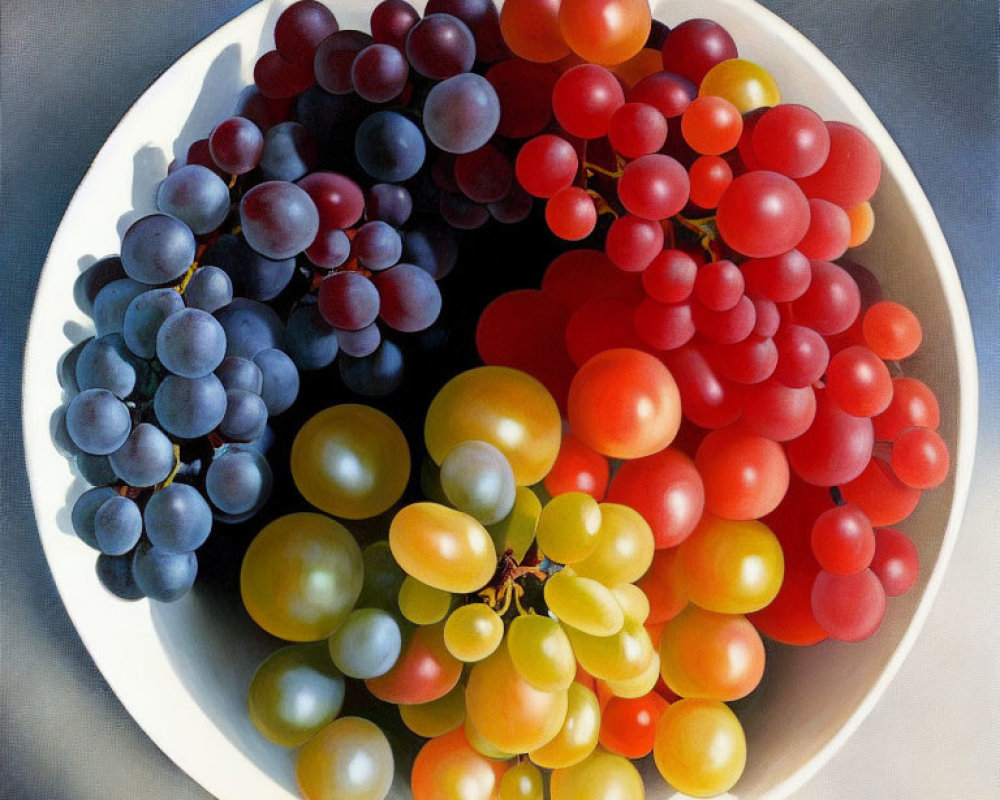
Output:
[529,682,601,769]
[678,514,784,614]
[241,512,363,641]
[549,747,645,800]
[291,404,409,520]
[499,760,544,800]
[424,366,562,486]
[444,604,505,662]
[487,485,541,562]
[535,491,602,565]
[611,583,650,624]
[247,643,345,747]
[507,614,576,692]
[544,570,625,637]
[653,698,746,797]
[390,502,498,594]
[699,59,781,113]
[296,717,394,800]
[398,684,466,738]
[398,575,453,625]
[564,618,654,682]
[465,717,517,760]
[604,651,660,698]
[572,503,654,586]
[466,641,569,754]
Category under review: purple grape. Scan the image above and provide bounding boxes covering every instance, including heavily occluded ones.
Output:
[253,348,300,415]
[351,43,409,103]
[306,228,352,270]
[74,256,125,315]
[373,263,442,332]
[153,374,227,439]
[122,287,186,359]
[144,483,213,553]
[402,223,458,279]
[156,308,227,378]
[210,116,265,175]
[285,304,340,370]
[425,0,508,62]
[156,165,231,235]
[488,185,533,224]
[66,388,132,455]
[366,184,413,227]
[96,552,145,600]
[405,13,475,79]
[132,540,197,602]
[355,111,426,183]
[94,278,147,337]
[439,191,489,230]
[423,73,500,154]
[203,234,296,302]
[354,220,403,271]
[215,298,286,358]
[75,334,142,399]
[317,271,380,330]
[275,0,339,68]
[219,389,269,441]
[72,487,119,549]
[216,355,264,394]
[314,30,373,95]
[240,180,319,260]
[93,496,143,556]
[205,445,273,517]
[336,324,381,358]
[121,214,197,285]
[184,266,233,313]
[371,0,420,49]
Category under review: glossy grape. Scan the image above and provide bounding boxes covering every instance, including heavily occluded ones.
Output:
[296,717,393,800]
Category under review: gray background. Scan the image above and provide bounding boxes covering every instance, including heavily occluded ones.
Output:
[2,1,998,798]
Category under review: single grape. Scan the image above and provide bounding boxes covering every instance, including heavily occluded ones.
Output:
[336,324,382,358]
[339,341,405,396]
[661,18,738,85]
[372,263,443,333]
[72,487,119,550]
[296,718,394,800]
[209,115,264,175]
[215,355,263,394]
[183,266,233,313]
[74,256,126,316]
[439,440,516,525]
[371,0,420,49]
[215,297,286,359]
[121,214,197,286]
[132,539,198,602]
[156,164,231,235]
[328,608,402,679]
[352,43,409,103]
[66,388,132,455]
[156,308,227,378]
[253,347,299,415]
[423,73,501,155]
[75,334,142,399]
[144,482,213,553]
[93,495,143,556]
[205,444,273,517]
[274,0,339,68]
[365,183,413,227]
[507,614,575,692]
[219,388,269,441]
[240,180,319,260]
[203,234,296,302]
[76,453,117,486]
[108,422,175,487]
[405,13,476,79]
[96,552,145,600]
[260,121,318,182]
[285,304,339,371]
[355,111,427,182]
[94,278,147,338]
[153,374,227,439]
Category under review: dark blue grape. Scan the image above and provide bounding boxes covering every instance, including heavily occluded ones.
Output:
[72,487,118,549]
[260,121,318,181]
[121,214,197,285]
[96,552,145,600]
[216,355,264,393]
[366,183,413,227]
[203,235,296,302]
[295,85,368,150]
[240,180,319,260]
[205,445,273,516]
[59,339,88,394]
[373,263,443,332]
[75,334,142,398]
[355,111,426,183]
[423,73,501,154]
[132,540,198,602]
[75,256,125,316]
[351,43,409,103]
[488,184,533,224]
[153,374,227,439]
[66,389,132,455]
[123,287,185,359]
[184,266,233,313]
[94,495,143,556]
[439,191,489,230]
[401,223,458,279]
[156,308,227,378]
[109,422,175,487]
[156,164,231,235]
[248,425,277,455]
[404,13,475,79]
[335,323,381,357]
[219,389,269,441]
[354,220,403,271]
[76,453,117,486]
[317,271,380,330]
[144,483,213,553]
[285,304,340,370]
[253,348,300,415]
[339,341,404,396]
[215,298,285,359]
[94,278,147,337]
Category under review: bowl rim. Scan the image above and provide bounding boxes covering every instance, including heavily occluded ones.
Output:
[21,0,980,798]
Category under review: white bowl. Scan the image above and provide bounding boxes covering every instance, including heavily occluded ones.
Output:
[22,1,978,798]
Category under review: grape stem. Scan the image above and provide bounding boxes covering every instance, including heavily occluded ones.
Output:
[155,444,183,491]
[479,548,548,617]
[675,214,721,261]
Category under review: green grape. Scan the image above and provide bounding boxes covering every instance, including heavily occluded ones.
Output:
[543,570,624,636]
[507,614,576,692]
[564,618,654,682]
[247,643,345,747]
[499,759,544,800]
[549,747,644,800]
[398,575,452,625]
[327,608,402,680]
[487,485,541,562]
[296,716,394,800]
[605,651,660,698]
[357,541,406,612]
[440,440,517,525]
[529,682,601,769]
[535,491,602,565]
[611,583,650,624]
[444,603,505,662]
[398,683,467,738]
[241,512,364,641]
[572,503,654,586]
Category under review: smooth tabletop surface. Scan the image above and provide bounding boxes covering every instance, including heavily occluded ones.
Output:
[2,1,998,798]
